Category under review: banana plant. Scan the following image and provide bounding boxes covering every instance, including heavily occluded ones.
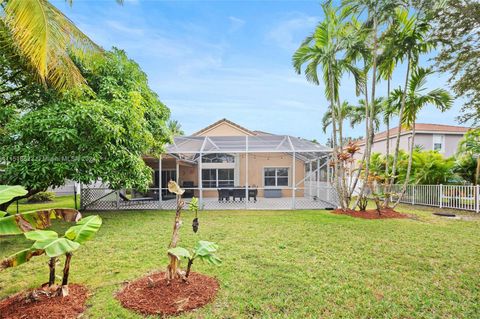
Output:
[165,181,204,282]
[1,215,102,296]
[0,185,102,296]
[168,241,221,278]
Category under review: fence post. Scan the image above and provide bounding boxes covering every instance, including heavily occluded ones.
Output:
[412,185,415,206]
[439,184,443,208]
[476,185,479,213]
[74,183,78,210]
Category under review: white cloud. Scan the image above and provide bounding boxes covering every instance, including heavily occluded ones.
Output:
[267,14,318,51]
[228,16,245,32]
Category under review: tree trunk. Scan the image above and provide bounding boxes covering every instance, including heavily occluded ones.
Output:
[384,56,411,207]
[185,258,194,278]
[48,257,56,286]
[385,77,391,177]
[62,253,72,286]
[476,158,480,185]
[0,189,42,212]
[166,194,185,281]
[393,124,416,208]
[327,66,343,210]
[353,15,378,210]
[348,79,369,204]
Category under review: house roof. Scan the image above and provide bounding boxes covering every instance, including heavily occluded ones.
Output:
[191,118,257,136]
[359,123,470,146]
[166,119,331,162]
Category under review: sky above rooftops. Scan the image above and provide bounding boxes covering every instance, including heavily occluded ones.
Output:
[54,0,468,143]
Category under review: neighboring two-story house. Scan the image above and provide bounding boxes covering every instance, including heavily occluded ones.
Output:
[358,123,470,158]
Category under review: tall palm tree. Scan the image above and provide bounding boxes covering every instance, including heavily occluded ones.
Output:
[382,8,434,206]
[343,0,399,209]
[293,3,364,209]
[389,67,452,206]
[321,102,354,133]
[0,0,120,91]
[168,119,185,138]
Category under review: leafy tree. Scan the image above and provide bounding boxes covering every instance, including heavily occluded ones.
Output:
[369,150,457,185]
[417,0,480,125]
[455,129,480,184]
[0,48,170,210]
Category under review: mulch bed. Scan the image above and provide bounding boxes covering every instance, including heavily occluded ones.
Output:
[0,284,88,319]
[333,208,409,219]
[117,272,219,317]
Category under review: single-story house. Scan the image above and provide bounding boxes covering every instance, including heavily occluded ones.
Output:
[357,123,470,158]
[82,119,337,210]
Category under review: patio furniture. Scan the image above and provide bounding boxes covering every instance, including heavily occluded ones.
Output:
[248,187,258,202]
[264,189,282,198]
[182,181,195,198]
[119,191,155,206]
[218,189,230,202]
[232,188,245,201]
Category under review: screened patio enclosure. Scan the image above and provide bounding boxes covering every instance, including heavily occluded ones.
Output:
[81,135,339,210]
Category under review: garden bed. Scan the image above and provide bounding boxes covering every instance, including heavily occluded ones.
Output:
[117,271,219,316]
[0,284,88,319]
[333,208,409,219]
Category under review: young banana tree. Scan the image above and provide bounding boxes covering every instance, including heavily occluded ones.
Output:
[0,185,102,296]
[1,215,102,296]
[168,241,221,278]
[165,181,209,282]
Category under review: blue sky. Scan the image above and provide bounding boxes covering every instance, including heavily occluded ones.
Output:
[55,0,466,143]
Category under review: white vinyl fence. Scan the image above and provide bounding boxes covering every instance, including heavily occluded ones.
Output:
[386,184,479,212]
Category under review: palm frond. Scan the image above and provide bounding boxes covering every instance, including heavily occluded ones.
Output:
[3,0,101,91]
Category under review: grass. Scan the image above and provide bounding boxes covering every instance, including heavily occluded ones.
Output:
[6,195,78,214]
[1,199,480,318]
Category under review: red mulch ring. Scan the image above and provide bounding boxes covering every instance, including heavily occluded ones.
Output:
[116,272,219,317]
[333,208,409,219]
[0,284,88,319]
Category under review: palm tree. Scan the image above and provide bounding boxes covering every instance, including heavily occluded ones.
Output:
[0,0,120,91]
[293,3,364,209]
[382,8,434,206]
[168,119,185,138]
[389,67,452,206]
[349,97,386,132]
[343,0,399,209]
[321,102,354,133]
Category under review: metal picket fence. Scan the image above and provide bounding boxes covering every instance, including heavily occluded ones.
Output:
[385,184,479,212]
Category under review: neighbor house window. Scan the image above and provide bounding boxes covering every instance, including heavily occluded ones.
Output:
[433,134,445,153]
[202,168,234,188]
[264,167,289,187]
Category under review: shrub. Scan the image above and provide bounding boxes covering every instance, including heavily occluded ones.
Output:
[28,191,55,203]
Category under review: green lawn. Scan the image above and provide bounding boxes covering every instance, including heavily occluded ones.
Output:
[1,200,480,318]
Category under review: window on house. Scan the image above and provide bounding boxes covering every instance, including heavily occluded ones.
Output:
[202,168,234,188]
[264,167,289,187]
[433,135,445,152]
[202,153,235,163]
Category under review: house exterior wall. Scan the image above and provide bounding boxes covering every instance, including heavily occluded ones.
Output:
[195,121,254,136]
[358,132,465,158]
[147,153,306,198]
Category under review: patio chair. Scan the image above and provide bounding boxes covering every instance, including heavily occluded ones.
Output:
[233,188,246,202]
[248,187,258,202]
[218,188,230,202]
[182,181,195,198]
